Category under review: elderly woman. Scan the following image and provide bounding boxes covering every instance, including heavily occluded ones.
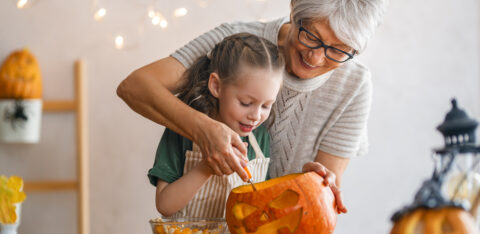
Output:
[117,0,386,213]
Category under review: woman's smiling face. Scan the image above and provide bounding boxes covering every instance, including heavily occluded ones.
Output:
[282,19,353,79]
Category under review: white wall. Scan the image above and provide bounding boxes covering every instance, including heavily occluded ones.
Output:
[0,0,478,233]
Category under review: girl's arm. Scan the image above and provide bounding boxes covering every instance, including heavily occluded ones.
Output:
[117,57,249,180]
[155,160,213,217]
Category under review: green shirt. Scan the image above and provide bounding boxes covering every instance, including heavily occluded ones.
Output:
[148,124,271,186]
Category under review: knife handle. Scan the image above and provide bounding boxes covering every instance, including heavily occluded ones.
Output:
[243,166,252,180]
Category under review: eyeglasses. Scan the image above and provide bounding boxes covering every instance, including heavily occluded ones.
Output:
[297,21,356,63]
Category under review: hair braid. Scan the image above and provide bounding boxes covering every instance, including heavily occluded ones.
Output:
[177,33,285,117]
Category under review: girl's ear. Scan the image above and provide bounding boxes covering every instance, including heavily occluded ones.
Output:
[208,72,221,98]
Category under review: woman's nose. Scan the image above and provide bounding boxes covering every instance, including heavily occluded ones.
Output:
[307,48,326,65]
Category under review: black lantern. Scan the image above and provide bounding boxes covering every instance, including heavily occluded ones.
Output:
[392,98,480,222]
[435,99,480,215]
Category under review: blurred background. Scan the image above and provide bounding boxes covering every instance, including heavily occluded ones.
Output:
[0,0,479,233]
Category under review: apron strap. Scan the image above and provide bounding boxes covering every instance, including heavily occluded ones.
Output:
[248,132,265,159]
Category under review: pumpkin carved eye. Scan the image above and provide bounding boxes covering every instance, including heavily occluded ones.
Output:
[226,172,336,234]
[269,190,299,209]
[232,203,258,220]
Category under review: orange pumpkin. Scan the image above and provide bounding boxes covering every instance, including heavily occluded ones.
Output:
[226,172,336,234]
[391,207,479,234]
[0,48,42,99]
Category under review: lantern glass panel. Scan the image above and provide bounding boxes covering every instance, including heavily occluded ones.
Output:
[441,152,480,209]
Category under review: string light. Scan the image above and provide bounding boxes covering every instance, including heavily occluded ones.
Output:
[14,0,279,51]
[148,9,168,28]
[159,19,168,28]
[94,8,107,21]
[115,35,124,49]
[17,0,28,8]
[173,7,188,18]
[148,9,156,18]
[151,14,161,25]
[16,0,37,9]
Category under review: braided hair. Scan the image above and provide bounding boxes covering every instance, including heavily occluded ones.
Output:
[177,33,284,117]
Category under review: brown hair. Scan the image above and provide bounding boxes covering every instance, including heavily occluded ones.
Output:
[177,33,284,117]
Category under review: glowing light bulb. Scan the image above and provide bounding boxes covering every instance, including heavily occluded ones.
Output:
[94,8,107,21]
[148,9,155,18]
[115,35,124,49]
[173,8,187,17]
[159,19,168,28]
[149,11,168,28]
[17,0,28,8]
[151,15,160,25]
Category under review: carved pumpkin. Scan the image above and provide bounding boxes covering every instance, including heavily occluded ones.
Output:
[390,207,479,234]
[226,172,336,234]
[0,48,42,99]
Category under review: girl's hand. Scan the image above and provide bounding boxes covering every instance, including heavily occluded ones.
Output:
[194,117,249,181]
[302,161,348,214]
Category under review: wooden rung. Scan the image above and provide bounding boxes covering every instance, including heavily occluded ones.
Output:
[24,180,78,191]
[43,100,76,111]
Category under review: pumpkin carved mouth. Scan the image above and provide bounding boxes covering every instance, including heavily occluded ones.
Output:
[226,172,336,234]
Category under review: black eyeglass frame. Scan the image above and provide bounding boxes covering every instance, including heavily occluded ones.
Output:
[297,21,356,63]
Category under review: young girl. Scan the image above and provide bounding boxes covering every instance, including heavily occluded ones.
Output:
[147,33,284,218]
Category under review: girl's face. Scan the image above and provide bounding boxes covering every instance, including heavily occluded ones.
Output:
[209,67,282,137]
[282,19,350,79]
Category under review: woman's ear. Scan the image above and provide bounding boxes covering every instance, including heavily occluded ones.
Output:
[208,72,221,98]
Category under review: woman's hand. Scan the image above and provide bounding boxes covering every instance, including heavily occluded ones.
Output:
[193,117,249,181]
[303,161,348,214]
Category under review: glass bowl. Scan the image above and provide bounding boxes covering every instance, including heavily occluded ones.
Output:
[149,217,228,234]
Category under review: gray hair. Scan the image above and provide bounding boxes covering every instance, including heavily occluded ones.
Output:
[290,0,387,52]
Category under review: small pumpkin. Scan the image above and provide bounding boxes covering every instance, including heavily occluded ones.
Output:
[0,48,43,99]
[391,207,479,234]
[226,172,336,234]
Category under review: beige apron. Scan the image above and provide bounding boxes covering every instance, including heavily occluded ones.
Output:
[169,132,270,219]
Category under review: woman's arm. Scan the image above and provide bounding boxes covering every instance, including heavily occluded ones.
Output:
[314,150,350,186]
[117,57,249,179]
[303,150,350,214]
[155,160,213,216]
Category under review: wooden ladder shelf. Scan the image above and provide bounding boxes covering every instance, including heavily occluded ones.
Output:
[23,60,90,234]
